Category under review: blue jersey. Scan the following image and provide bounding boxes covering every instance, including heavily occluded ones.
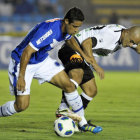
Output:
[11,19,71,64]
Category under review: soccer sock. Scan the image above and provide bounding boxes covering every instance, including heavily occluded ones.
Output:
[0,101,17,117]
[70,79,79,88]
[59,91,69,110]
[80,92,93,109]
[64,90,87,126]
[59,79,79,110]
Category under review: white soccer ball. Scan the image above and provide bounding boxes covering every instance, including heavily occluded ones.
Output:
[54,116,75,137]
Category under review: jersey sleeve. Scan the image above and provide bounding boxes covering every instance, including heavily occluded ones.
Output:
[107,24,126,31]
[75,30,85,44]
[29,22,53,51]
[65,34,72,40]
[74,28,91,44]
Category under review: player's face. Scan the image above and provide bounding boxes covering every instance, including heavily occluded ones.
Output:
[65,20,83,35]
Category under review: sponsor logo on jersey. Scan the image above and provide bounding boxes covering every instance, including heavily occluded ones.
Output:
[75,33,81,37]
[36,29,53,45]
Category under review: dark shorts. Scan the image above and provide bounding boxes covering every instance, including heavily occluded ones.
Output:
[58,44,94,85]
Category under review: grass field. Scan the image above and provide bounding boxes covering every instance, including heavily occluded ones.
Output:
[0,70,140,140]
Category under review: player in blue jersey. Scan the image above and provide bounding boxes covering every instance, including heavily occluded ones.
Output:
[0,7,102,134]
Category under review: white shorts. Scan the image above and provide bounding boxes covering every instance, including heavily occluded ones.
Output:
[8,56,64,96]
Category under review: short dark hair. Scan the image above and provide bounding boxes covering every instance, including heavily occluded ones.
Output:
[64,7,85,23]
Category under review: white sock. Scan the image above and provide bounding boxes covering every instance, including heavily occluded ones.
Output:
[79,116,88,127]
[70,79,79,88]
[64,90,87,126]
[58,78,79,111]
[0,101,17,117]
[81,92,93,101]
[59,102,69,110]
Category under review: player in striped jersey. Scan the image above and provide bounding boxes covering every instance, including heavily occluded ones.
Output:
[56,24,140,132]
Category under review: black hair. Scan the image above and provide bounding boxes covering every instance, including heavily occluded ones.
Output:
[64,7,85,23]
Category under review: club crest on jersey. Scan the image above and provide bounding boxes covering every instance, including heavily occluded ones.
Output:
[36,29,53,45]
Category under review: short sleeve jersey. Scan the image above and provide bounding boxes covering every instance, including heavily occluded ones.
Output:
[11,18,71,64]
[74,24,125,57]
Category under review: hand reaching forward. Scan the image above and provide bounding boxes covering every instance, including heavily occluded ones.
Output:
[16,76,25,92]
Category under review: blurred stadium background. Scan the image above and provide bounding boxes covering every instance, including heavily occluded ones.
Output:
[0,0,140,70]
[0,1,140,139]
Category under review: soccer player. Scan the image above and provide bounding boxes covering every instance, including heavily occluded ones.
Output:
[0,7,102,134]
[56,24,140,131]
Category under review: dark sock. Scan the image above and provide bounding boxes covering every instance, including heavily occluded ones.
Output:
[61,91,69,108]
[80,94,90,109]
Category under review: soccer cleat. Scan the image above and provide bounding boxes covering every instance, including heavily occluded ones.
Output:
[78,120,103,134]
[56,108,82,122]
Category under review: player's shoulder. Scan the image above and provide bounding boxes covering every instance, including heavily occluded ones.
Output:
[37,18,62,31]
[106,24,126,31]
[75,27,91,38]
[45,18,61,24]
[45,18,62,29]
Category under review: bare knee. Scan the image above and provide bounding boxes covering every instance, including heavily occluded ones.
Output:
[15,95,30,112]
[14,102,29,112]
[85,87,98,98]
[68,69,84,84]
[63,80,76,93]
[91,88,97,97]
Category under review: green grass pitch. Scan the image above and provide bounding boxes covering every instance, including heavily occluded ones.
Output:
[0,70,140,140]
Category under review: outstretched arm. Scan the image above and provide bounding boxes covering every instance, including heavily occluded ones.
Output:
[81,38,104,80]
[16,45,36,92]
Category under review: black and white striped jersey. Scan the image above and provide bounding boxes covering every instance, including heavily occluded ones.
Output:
[74,24,126,57]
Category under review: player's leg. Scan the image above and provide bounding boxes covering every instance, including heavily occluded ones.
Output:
[51,70,87,126]
[55,64,102,133]
[80,78,97,109]
[57,44,85,112]
[50,70,76,92]
[58,62,95,111]
[53,69,102,133]
[58,68,84,110]
[0,58,33,117]
[14,95,30,112]
[57,77,97,118]
[78,67,102,133]
[77,79,102,134]
[0,95,30,117]
[36,56,87,126]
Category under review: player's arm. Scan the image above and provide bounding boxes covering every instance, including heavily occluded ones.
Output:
[16,45,36,92]
[66,37,96,67]
[81,38,104,79]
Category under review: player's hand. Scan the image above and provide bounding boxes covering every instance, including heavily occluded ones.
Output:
[95,66,105,80]
[16,76,25,92]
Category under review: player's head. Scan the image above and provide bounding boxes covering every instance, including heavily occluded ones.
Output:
[121,26,140,48]
[64,7,85,23]
[63,7,84,35]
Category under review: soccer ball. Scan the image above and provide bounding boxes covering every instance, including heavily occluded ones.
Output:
[54,116,75,137]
